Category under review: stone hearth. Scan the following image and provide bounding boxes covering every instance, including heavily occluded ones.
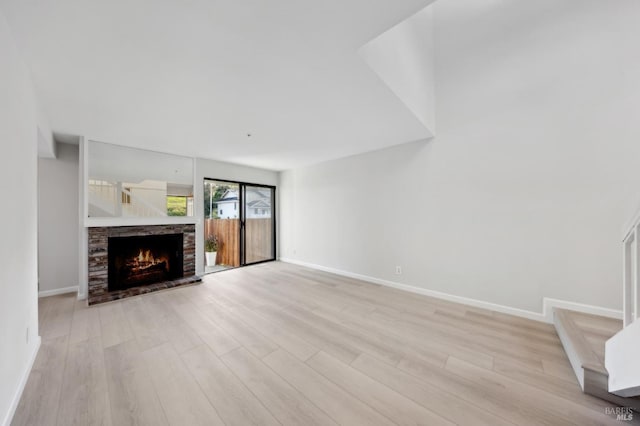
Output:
[88,224,199,305]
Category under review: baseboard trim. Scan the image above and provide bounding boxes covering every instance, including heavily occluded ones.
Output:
[278,258,622,324]
[38,286,78,298]
[2,336,41,426]
[542,298,622,323]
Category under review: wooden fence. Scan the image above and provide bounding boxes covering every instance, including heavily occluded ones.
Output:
[245,218,274,264]
[204,218,273,267]
[204,219,240,267]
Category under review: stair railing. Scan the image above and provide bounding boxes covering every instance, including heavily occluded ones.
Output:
[622,216,639,327]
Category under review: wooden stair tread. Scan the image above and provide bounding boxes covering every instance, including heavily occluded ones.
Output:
[553,308,640,410]
[554,309,610,375]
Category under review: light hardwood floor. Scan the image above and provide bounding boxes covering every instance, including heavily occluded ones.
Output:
[13,262,633,425]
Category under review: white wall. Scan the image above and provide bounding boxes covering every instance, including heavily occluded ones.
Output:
[279,0,640,315]
[38,142,79,295]
[0,11,42,426]
[359,4,436,136]
[194,157,278,274]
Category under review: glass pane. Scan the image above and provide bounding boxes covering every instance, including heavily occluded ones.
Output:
[203,180,240,273]
[87,141,194,218]
[244,186,274,264]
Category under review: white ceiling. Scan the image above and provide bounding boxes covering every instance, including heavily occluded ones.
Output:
[0,0,435,170]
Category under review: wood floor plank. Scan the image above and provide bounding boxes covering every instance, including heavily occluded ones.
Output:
[40,295,75,340]
[140,294,204,354]
[212,274,292,310]
[181,344,280,426]
[103,339,169,426]
[205,276,271,309]
[154,287,193,306]
[197,302,279,358]
[142,342,224,426]
[282,305,403,366]
[229,304,319,361]
[68,302,102,345]
[256,305,361,364]
[397,347,582,425]
[228,271,324,312]
[307,351,454,426]
[170,301,241,356]
[351,353,515,426]
[123,302,167,351]
[433,308,567,359]
[464,309,559,344]
[156,312,204,354]
[12,335,68,426]
[445,356,621,426]
[264,349,396,426]
[220,347,338,426]
[492,357,612,411]
[343,305,493,369]
[542,357,580,384]
[56,337,112,426]
[38,296,57,326]
[374,307,543,371]
[310,305,450,369]
[97,302,126,326]
[100,318,134,349]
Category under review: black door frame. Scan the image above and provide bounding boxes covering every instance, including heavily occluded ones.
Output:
[203,177,276,269]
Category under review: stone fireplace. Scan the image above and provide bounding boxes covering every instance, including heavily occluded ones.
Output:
[88,224,199,305]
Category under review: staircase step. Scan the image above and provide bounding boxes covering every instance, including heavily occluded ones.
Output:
[553,308,640,410]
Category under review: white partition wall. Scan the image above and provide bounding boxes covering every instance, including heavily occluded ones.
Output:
[606,206,640,396]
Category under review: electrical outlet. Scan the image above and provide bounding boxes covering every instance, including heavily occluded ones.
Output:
[395,266,402,275]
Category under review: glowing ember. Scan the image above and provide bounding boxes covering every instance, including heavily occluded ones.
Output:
[137,249,157,265]
[128,249,168,273]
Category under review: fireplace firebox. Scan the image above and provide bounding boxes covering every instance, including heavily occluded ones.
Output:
[108,233,184,291]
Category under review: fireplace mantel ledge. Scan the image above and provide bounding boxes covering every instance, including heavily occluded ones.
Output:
[84,216,199,228]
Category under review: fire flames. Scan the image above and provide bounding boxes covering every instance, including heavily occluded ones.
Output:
[129,249,168,271]
[137,249,156,265]
[112,242,175,289]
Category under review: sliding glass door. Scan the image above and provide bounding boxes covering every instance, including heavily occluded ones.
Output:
[203,179,275,273]
[242,185,275,265]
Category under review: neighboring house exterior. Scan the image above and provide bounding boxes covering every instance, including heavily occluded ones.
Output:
[217,190,239,218]
[216,188,271,219]
[246,198,271,218]
[245,188,272,218]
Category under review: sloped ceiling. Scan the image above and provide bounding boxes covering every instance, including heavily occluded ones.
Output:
[0,0,436,170]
